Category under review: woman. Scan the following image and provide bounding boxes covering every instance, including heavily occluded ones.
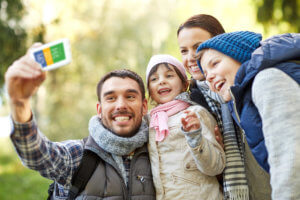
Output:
[177,15,272,200]
[197,31,300,199]
[177,14,225,133]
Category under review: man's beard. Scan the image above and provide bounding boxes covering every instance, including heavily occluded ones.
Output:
[100,109,143,137]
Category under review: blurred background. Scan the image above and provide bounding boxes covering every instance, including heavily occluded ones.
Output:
[0,0,299,199]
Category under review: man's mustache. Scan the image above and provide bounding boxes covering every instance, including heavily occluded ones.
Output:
[111,110,134,118]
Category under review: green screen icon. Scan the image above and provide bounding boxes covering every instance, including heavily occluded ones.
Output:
[50,43,66,63]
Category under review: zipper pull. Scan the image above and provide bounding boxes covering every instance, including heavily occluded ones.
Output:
[137,175,145,192]
[137,175,145,183]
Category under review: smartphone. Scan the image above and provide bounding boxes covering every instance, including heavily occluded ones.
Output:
[30,38,72,71]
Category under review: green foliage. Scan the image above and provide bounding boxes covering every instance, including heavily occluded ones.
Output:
[255,0,300,33]
[0,0,27,88]
[0,0,268,198]
[35,0,182,140]
[0,138,51,199]
[0,170,51,199]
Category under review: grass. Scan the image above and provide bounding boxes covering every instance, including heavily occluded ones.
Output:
[0,137,52,200]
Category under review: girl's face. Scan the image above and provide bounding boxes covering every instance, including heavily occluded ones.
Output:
[148,64,185,104]
[177,27,212,81]
[200,49,241,102]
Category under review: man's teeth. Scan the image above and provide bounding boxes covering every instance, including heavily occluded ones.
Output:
[115,116,130,121]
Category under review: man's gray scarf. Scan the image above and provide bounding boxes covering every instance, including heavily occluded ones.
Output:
[89,115,148,156]
[222,104,249,200]
[88,115,148,184]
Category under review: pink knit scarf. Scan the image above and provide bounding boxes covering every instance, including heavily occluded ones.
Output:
[149,100,190,142]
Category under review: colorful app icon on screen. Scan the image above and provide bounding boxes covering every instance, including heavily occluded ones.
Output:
[31,39,71,71]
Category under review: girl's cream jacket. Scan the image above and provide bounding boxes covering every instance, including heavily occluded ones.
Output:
[148,105,225,200]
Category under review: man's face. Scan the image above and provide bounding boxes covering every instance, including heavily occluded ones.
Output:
[97,77,147,137]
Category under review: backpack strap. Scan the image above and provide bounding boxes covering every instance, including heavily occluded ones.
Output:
[67,149,100,200]
[47,182,55,200]
[46,137,91,200]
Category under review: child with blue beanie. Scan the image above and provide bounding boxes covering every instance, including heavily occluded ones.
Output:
[197,31,300,199]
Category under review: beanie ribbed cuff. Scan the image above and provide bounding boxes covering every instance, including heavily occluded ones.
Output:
[146,54,187,85]
[196,31,262,74]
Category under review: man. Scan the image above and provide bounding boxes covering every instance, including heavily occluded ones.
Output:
[5,44,156,199]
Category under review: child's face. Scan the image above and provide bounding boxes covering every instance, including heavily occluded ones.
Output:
[148,64,185,104]
[200,49,241,102]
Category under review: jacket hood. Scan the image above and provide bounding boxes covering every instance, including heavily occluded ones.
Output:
[235,33,300,87]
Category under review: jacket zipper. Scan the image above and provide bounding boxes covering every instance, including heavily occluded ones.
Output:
[128,150,147,199]
[87,148,128,200]
[113,163,128,200]
[230,89,246,143]
[230,89,247,162]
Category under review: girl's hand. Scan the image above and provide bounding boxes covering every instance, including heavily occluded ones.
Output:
[181,110,201,132]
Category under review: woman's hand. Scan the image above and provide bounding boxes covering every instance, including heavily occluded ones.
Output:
[214,125,224,149]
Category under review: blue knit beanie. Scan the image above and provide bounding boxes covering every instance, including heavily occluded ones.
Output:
[196,31,262,73]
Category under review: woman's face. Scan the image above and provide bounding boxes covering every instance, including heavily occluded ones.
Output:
[177,27,212,81]
[200,49,241,102]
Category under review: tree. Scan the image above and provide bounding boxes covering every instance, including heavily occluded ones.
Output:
[0,0,27,89]
[255,0,300,33]
[33,0,182,140]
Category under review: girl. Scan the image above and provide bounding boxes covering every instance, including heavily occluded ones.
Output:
[146,54,225,200]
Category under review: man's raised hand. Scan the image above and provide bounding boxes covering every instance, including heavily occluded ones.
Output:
[5,43,46,122]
